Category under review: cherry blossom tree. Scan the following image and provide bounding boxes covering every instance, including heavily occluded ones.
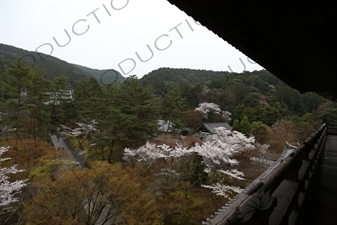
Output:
[195,102,232,121]
[192,128,254,168]
[195,102,222,119]
[124,127,255,198]
[64,120,97,137]
[63,120,97,154]
[192,128,254,197]
[125,142,194,199]
[222,110,232,121]
[124,142,192,168]
[0,146,27,213]
[201,183,244,199]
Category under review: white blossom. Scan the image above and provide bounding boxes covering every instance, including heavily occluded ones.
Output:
[195,102,222,119]
[74,122,97,132]
[218,169,245,180]
[63,120,97,138]
[191,127,255,168]
[0,146,28,213]
[222,110,232,121]
[201,183,244,198]
[123,128,255,198]
[123,143,193,162]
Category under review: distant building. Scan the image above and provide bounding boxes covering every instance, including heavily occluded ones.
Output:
[18,89,74,105]
[157,119,174,133]
[44,90,74,105]
[195,122,232,140]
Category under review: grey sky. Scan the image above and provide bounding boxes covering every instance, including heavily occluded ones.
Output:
[1,0,263,78]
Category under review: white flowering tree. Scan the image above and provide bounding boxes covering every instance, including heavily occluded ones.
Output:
[125,142,194,199]
[124,127,255,198]
[192,128,254,168]
[64,121,97,137]
[0,146,27,213]
[124,142,191,163]
[222,110,232,121]
[192,128,255,197]
[195,102,222,119]
[127,142,190,170]
[63,120,97,154]
[195,102,232,121]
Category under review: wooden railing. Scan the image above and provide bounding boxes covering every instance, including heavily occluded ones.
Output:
[203,123,328,225]
[327,123,337,134]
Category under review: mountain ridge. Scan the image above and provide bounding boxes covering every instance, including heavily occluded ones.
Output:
[0,43,125,86]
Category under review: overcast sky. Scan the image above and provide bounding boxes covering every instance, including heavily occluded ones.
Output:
[1,0,263,78]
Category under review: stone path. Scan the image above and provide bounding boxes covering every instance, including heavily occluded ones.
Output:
[49,133,78,163]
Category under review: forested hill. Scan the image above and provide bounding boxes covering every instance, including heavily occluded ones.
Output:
[140,67,218,94]
[140,67,327,117]
[0,44,333,120]
[0,43,124,86]
[73,64,125,84]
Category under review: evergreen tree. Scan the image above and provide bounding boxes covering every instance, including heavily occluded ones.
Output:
[25,68,50,144]
[92,76,160,163]
[73,77,102,121]
[0,58,65,141]
[48,75,70,128]
[0,58,32,134]
[161,83,187,133]
[232,104,246,122]
[251,121,269,143]
[116,76,160,148]
[232,119,240,132]
[239,115,252,137]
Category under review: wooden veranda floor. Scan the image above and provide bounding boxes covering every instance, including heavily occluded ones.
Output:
[297,135,337,225]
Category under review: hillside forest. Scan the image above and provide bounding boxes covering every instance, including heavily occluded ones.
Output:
[0,54,337,225]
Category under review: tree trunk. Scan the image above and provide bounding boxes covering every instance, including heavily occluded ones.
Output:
[108,140,114,164]
[33,107,37,147]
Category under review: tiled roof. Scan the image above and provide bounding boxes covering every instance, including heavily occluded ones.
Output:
[199,122,232,134]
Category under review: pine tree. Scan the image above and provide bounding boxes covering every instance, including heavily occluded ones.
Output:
[25,68,50,144]
[49,75,71,128]
[239,115,252,137]
[91,76,160,163]
[1,58,33,135]
[161,83,187,133]
[232,119,240,132]
[116,76,160,147]
[73,77,102,121]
